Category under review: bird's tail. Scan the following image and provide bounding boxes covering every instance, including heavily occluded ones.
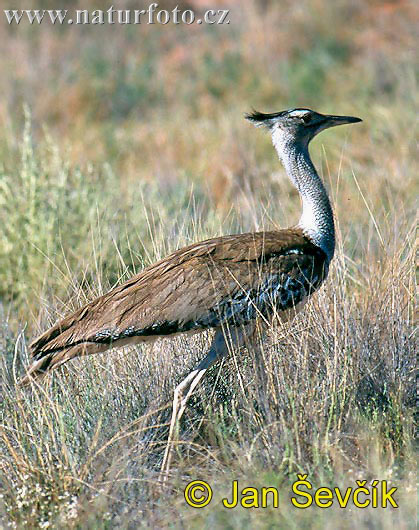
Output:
[18,344,83,387]
[18,352,57,386]
[17,298,110,387]
[18,339,107,387]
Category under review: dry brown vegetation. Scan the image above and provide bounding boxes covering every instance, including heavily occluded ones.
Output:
[0,0,417,528]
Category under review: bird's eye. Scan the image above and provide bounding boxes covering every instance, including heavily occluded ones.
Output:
[301,114,312,124]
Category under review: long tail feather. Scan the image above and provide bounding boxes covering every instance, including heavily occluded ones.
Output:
[18,353,56,387]
[18,341,107,387]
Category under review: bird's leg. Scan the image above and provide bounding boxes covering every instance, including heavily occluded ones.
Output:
[159,329,228,483]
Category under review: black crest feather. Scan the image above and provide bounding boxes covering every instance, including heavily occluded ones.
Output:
[244,109,286,127]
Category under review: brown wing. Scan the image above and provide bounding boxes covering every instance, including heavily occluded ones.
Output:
[30,229,327,358]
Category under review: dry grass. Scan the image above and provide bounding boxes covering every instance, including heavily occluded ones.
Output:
[0,0,417,528]
[0,225,415,528]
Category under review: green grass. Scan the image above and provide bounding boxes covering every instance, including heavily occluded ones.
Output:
[0,0,417,528]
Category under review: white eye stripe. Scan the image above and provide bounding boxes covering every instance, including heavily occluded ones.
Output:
[289,110,311,118]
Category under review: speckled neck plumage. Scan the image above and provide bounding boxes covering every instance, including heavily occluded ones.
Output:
[272,130,335,263]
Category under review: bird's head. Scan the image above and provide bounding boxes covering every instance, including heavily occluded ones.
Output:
[245,108,362,147]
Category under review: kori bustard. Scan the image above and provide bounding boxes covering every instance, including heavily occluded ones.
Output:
[20,108,361,480]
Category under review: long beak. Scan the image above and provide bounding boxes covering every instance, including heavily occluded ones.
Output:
[323,114,363,128]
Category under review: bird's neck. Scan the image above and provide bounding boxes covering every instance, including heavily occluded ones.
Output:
[272,133,335,262]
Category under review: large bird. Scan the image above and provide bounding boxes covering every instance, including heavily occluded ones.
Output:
[19,108,362,478]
